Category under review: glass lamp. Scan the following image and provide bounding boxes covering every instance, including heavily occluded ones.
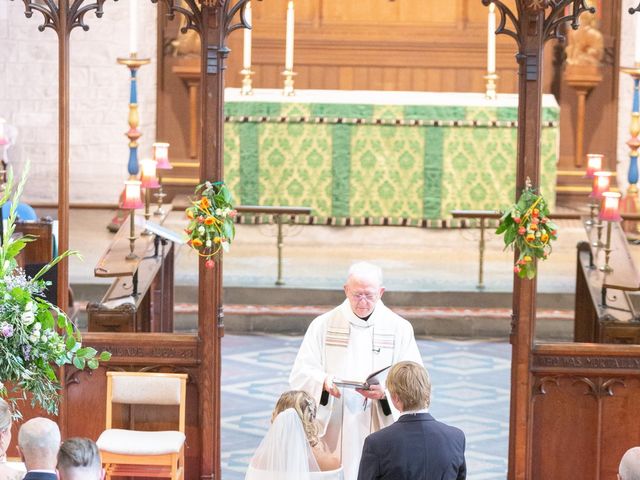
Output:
[153,142,171,216]
[140,159,160,235]
[585,154,603,179]
[122,180,144,260]
[598,191,622,273]
[589,171,612,246]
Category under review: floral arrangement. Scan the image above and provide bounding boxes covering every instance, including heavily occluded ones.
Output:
[496,182,558,279]
[185,181,236,269]
[0,167,110,416]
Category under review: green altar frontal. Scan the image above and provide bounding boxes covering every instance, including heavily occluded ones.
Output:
[223,89,559,227]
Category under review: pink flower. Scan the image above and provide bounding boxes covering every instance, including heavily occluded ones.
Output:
[205,259,215,269]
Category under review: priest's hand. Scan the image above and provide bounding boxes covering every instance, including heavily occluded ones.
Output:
[356,384,386,400]
[324,376,341,398]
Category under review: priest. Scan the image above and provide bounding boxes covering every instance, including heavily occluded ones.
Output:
[289,262,423,480]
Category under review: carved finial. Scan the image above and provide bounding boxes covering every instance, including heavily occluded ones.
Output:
[527,0,549,11]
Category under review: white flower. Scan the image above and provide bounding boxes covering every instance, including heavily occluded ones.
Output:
[215,208,223,216]
[206,240,212,248]
[198,226,205,235]
[22,302,35,325]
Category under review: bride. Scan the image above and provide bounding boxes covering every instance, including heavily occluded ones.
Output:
[0,398,25,480]
[246,390,342,480]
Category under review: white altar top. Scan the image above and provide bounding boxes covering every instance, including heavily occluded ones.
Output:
[225,88,559,109]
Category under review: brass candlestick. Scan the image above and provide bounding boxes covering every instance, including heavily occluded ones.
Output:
[240,68,254,95]
[484,72,499,100]
[142,188,153,235]
[585,199,598,227]
[593,220,605,248]
[599,222,614,272]
[282,69,296,96]
[126,211,138,260]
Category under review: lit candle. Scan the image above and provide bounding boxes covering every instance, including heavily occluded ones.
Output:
[129,0,138,57]
[153,142,172,170]
[243,1,252,70]
[585,153,603,179]
[590,171,612,200]
[140,159,160,189]
[285,0,294,71]
[599,192,622,222]
[487,3,496,74]
[122,180,144,210]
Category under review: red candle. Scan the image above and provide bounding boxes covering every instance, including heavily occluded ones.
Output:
[585,153,603,179]
[140,159,160,189]
[590,171,612,199]
[122,180,144,210]
[599,191,622,222]
[153,142,172,170]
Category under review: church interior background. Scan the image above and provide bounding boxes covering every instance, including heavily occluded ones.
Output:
[2,0,640,479]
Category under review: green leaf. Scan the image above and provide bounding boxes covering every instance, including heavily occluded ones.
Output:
[76,347,97,359]
[87,359,99,370]
[99,351,112,361]
[72,357,85,370]
[504,228,517,246]
[66,336,76,351]
[526,267,536,279]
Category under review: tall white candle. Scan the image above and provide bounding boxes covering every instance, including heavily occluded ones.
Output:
[243,1,252,70]
[487,3,496,74]
[129,0,138,56]
[285,1,294,71]
[635,10,640,65]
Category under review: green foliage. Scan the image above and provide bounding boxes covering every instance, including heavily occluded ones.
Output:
[0,166,111,417]
[496,185,558,279]
[184,181,237,268]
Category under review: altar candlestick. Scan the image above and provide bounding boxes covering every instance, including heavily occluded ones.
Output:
[129,0,138,57]
[285,1,294,71]
[243,1,252,70]
[487,3,496,74]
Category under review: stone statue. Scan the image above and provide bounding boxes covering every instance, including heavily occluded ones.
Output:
[566,11,604,67]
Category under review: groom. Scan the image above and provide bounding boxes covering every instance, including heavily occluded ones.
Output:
[357,361,466,480]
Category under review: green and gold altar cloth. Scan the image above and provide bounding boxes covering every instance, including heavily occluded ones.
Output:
[223,89,559,226]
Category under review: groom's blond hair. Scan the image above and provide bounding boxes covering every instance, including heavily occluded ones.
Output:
[387,361,431,411]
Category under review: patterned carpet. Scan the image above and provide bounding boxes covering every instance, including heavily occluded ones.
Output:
[221,334,511,480]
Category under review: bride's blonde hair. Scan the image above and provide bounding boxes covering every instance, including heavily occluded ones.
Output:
[271,390,320,447]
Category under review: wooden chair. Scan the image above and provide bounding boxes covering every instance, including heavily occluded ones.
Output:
[97,371,188,480]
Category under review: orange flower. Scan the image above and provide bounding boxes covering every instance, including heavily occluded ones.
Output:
[200,197,210,209]
[192,238,203,248]
[526,234,535,242]
[541,233,549,243]
[204,216,215,225]
[186,209,194,219]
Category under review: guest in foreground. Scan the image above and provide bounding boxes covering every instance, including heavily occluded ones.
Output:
[0,398,23,480]
[290,262,422,479]
[57,437,104,480]
[246,390,341,480]
[619,447,640,480]
[18,417,61,480]
[357,361,466,480]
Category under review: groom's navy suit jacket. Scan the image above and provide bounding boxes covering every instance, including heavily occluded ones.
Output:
[357,412,466,480]
[23,471,58,480]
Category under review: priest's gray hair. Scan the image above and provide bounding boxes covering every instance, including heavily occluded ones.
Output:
[18,417,61,468]
[58,437,102,480]
[347,262,383,286]
[619,447,640,480]
[0,398,11,432]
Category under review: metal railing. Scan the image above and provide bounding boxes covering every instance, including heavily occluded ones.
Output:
[235,205,312,285]
[450,209,640,289]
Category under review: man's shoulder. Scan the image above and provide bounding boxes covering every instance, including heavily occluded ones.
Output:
[365,419,405,445]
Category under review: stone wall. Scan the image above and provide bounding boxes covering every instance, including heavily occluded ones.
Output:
[0,1,157,204]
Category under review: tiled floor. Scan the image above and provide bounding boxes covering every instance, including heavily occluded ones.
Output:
[222,334,511,480]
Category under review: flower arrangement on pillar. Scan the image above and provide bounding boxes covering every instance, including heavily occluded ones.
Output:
[496,180,558,279]
[0,167,111,416]
[184,181,237,269]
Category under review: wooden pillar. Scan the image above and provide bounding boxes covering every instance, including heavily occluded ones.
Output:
[482,1,595,478]
[198,5,225,479]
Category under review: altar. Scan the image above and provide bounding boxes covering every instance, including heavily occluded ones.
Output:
[219,89,559,225]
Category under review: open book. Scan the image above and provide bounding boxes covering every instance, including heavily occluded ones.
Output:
[333,365,391,390]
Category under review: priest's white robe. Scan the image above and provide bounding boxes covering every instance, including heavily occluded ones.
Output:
[289,299,423,480]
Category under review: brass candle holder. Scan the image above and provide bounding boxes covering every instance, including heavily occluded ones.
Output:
[593,220,605,248]
[598,191,623,273]
[484,72,499,100]
[122,180,144,261]
[282,69,296,96]
[600,222,613,273]
[240,68,254,96]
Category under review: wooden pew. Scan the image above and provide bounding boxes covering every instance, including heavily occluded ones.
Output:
[87,209,175,333]
[574,221,640,343]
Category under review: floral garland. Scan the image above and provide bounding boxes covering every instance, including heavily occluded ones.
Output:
[496,182,558,279]
[185,181,236,269]
[0,166,110,417]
